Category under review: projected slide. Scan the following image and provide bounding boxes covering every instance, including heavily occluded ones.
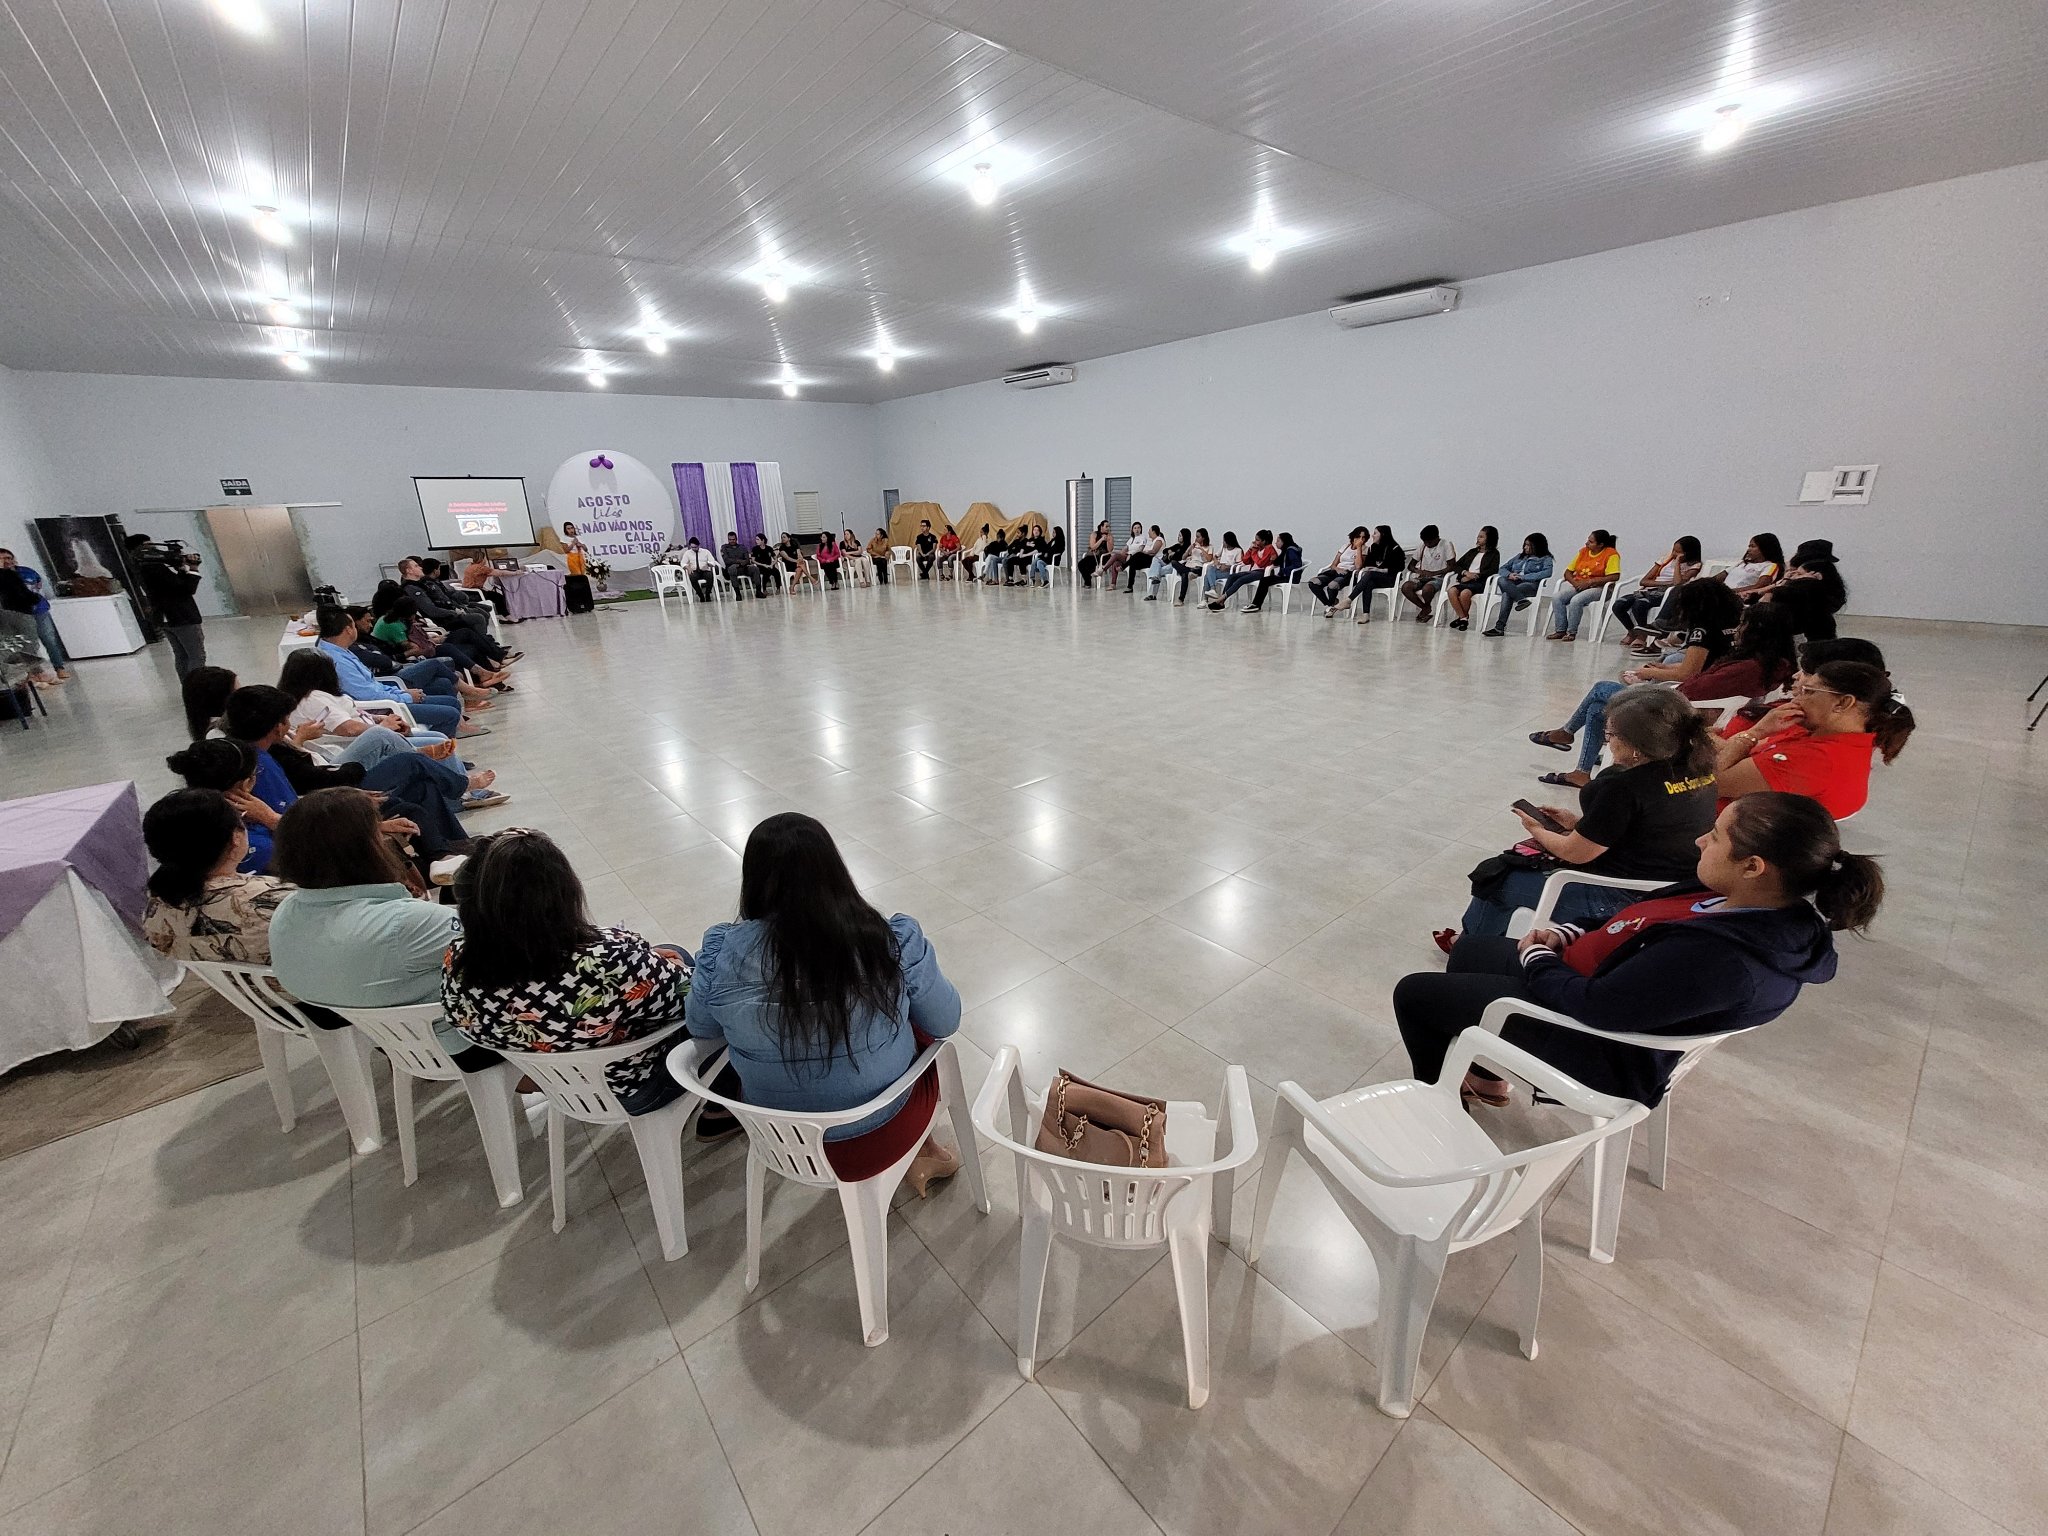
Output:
[414,476,537,547]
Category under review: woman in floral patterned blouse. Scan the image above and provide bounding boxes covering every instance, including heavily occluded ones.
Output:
[142,788,293,963]
[440,828,692,1115]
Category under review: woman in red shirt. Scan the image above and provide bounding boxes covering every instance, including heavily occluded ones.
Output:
[1394,793,1883,1107]
[1713,660,1913,819]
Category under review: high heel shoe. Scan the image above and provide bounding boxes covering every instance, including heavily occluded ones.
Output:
[904,1142,961,1198]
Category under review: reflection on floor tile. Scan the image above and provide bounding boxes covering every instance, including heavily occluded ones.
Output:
[0,602,2039,1536]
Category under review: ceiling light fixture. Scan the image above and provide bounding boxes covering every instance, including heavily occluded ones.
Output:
[585,370,608,388]
[277,329,308,370]
[264,271,291,302]
[968,163,998,207]
[780,362,800,397]
[266,302,298,325]
[876,348,895,373]
[644,330,668,355]
[211,0,268,35]
[250,205,290,244]
[1701,101,1748,152]
[1247,234,1276,273]
[282,353,309,372]
[760,268,789,303]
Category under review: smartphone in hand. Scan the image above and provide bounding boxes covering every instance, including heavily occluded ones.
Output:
[1511,799,1569,835]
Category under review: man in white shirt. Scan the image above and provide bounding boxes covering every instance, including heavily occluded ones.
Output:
[676,537,719,601]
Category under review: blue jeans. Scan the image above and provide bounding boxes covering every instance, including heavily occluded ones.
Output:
[336,725,417,772]
[34,611,69,670]
[1461,867,1644,938]
[1564,679,1626,773]
[1549,584,1607,636]
[1203,566,1235,595]
[1489,578,1539,628]
[1214,569,1267,603]
[398,659,459,696]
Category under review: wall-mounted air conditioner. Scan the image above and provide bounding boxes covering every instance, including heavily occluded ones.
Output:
[1329,285,1460,330]
[1003,365,1078,390]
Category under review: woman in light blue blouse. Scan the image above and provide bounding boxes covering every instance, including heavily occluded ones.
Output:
[1479,532,1555,637]
[687,813,964,1195]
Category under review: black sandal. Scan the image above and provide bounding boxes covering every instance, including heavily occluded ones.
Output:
[1529,731,1571,752]
[1536,770,1584,788]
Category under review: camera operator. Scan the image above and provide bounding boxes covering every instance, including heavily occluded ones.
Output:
[125,533,208,680]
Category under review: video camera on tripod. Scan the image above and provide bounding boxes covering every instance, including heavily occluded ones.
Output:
[130,537,202,570]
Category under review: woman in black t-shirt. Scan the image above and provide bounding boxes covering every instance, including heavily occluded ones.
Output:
[1443,686,1718,944]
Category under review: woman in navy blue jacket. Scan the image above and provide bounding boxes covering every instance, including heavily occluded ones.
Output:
[1393,792,1882,1106]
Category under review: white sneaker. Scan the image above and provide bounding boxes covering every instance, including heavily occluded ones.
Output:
[429,855,468,886]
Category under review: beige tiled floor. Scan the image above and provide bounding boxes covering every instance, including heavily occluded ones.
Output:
[1,583,2044,1535]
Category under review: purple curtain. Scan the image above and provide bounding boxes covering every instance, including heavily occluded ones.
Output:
[672,462,714,548]
[730,462,764,546]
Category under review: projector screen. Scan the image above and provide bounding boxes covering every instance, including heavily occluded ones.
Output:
[413,477,537,548]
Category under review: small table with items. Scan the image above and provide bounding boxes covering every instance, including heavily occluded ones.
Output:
[0,781,180,1074]
[493,568,568,621]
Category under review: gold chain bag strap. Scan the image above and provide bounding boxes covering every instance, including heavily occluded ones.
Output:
[1034,1069,1168,1168]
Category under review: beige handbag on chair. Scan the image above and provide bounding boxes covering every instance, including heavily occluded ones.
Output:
[1035,1069,1168,1168]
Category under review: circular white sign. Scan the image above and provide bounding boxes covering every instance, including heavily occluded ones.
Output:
[544,450,676,564]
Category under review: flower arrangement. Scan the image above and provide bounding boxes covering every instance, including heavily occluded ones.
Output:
[587,558,612,591]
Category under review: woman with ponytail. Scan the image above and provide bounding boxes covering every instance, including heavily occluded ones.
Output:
[1713,659,1912,818]
[141,788,292,963]
[1398,791,1881,1107]
[686,813,965,1197]
[166,737,280,872]
[1442,686,1718,945]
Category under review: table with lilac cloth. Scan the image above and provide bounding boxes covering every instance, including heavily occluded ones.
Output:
[494,568,567,620]
[0,781,179,1073]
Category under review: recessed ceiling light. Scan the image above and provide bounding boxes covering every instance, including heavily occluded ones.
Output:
[281,353,309,371]
[264,271,291,303]
[1016,304,1038,336]
[780,380,800,397]
[1701,102,1748,152]
[1247,236,1276,273]
[250,205,290,244]
[644,330,668,355]
[266,302,297,325]
[876,348,895,373]
[761,268,789,303]
[968,163,998,207]
[585,370,607,388]
[212,0,267,35]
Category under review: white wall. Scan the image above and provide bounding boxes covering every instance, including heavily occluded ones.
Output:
[13,374,882,596]
[875,159,2048,625]
[0,363,60,569]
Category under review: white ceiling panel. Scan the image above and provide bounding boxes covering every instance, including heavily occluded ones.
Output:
[0,0,2041,401]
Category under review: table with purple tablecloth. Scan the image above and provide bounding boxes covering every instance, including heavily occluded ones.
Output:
[0,781,179,1073]
[494,568,568,620]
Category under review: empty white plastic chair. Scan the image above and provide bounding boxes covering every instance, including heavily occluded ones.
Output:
[668,1035,989,1346]
[1247,1026,1646,1417]
[1584,579,1625,643]
[182,960,384,1154]
[489,1022,725,1261]
[1471,995,1748,1263]
[973,1045,1258,1408]
[889,544,915,577]
[650,563,683,609]
[1466,573,1505,632]
[328,1002,529,1208]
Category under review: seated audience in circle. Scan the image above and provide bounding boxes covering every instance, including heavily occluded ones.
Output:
[181,664,239,740]
[1445,686,1719,944]
[331,606,482,733]
[1309,527,1369,613]
[865,527,892,584]
[939,525,963,577]
[1008,524,1048,584]
[1398,525,1458,620]
[1207,528,1281,610]
[1715,533,1785,596]
[1200,531,1244,598]
[1243,531,1304,611]
[1397,792,1881,1107]
[267,788,497,1066]
[1077,520,1111,587]
[167,737,280,872]
[1527,582,1747,788]
[1611,536,1704,644]
[1123,525,1166,592]
[1545,529,1622,640]
[747,533,782,592]
[687,812,963,1195]
[815,531,843,587]
[914,520,939,579]
[1163,527,1213,605]
[1713,659,1912,819]
[1717,636,1886,736]
[1480,533,1554,636]
[773,532,803,579]
[1145,527,1193,600]
[279,649,447,769]
[1344,524,1406,622]
[1758,539,1848,639]
[1105,521,1147,588]
[1672,604,1800,709]
[675,537,718,600]
[441,828,698,1116]
[460,550,511,620]
[719,532,762,598]
[398,555,513,669]
[1442,526,1502,629]
[142,788,292,964]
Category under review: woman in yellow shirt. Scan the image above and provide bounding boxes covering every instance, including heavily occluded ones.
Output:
[1546,529,1621,642]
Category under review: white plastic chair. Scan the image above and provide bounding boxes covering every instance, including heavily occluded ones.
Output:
[889,545,915,578]
[182,960,384,1154]
[789,556,821,594]
[973,1046,1258,1408]
[1247,1027,1646,1417]
[1467,573,1505,632]
[668,1035,989,1346]
[490,1021,724,1261]
[1522,575,1565,635]
[328,1002,530,1208]
[650,564,683,610]
[1584,580,1625,643]
[1471,996,1748,1263]
[1503,868,1666,941]
[355,697,423,734]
